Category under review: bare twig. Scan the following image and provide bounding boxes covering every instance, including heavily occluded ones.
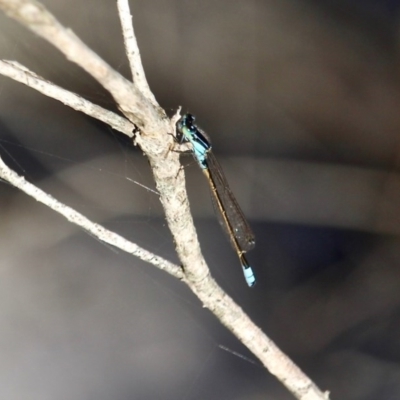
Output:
[0,1,330,399]
[0,156,183,279]
[0,60,135,137]
[117,0,158,107]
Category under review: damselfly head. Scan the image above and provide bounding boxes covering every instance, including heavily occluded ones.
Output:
[179,114,195,131]
[176,114,197,142]
[184,113,195,125]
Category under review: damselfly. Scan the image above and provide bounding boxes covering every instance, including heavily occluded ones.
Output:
[176,114,256,287]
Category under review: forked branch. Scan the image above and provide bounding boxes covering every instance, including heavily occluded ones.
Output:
[0,0,329,399]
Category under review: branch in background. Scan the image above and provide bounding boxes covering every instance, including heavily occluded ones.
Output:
[0,0,330,399]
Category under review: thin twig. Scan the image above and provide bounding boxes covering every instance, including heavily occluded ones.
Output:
[117,0,158,107]
[0,60,135,137]
[0,156,183,279]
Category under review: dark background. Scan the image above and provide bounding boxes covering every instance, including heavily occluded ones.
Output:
[1,0,400,399]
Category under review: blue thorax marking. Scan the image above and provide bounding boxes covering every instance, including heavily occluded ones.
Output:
[177,114,211,169]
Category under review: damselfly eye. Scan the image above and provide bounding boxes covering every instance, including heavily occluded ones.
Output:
[186,113,195,124]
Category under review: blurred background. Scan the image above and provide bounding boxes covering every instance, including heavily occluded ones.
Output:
[0,0,400,399]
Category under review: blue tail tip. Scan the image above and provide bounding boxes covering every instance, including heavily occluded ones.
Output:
[242,266,256,287]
